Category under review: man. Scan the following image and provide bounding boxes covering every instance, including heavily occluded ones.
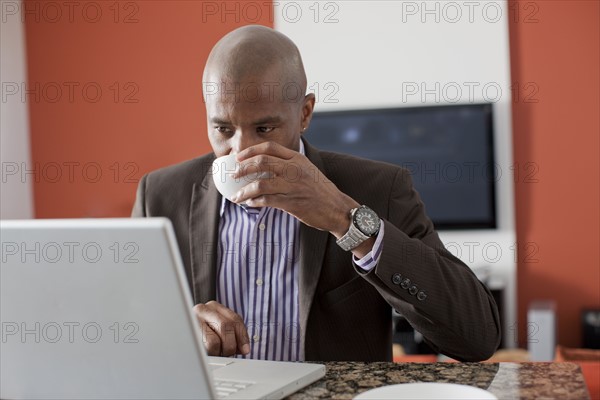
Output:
[132,25,501,362]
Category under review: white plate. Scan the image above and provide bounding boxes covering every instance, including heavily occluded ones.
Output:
[354,383,498,399]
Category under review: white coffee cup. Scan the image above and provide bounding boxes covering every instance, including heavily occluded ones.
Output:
[211,154,269,200]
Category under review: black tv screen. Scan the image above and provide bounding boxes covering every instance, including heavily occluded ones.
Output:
[304,103,496,230]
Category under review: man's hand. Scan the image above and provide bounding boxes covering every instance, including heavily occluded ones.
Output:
[193,301,250,357]
[231,141,359,238]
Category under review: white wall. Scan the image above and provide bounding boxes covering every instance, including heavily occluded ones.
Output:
[275,0,517,346]
[276,1,511,106]
[1,0,34,219]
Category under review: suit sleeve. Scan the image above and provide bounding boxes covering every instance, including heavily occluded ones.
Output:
[356,169,501,361]
[131,174,148,218]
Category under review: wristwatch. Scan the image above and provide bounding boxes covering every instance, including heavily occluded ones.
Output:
[336,205,381,251]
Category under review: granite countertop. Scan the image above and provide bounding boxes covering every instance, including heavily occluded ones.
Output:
[287,362,589,400]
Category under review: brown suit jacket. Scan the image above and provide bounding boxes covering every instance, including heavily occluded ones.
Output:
[131,139,501,362]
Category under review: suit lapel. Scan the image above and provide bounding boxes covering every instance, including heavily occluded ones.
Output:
[298,140,330,352]
[189,157,221,304]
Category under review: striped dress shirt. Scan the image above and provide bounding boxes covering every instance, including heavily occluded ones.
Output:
[216,141,385,360]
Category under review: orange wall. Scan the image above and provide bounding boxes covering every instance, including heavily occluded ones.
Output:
[25,1,599,347]
[509,0,600,347]
[24,1,274,217]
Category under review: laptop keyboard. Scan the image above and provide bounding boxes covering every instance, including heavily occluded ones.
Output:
[214,379,256,398]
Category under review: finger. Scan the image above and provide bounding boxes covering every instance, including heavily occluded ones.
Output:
[194,303,229,355]
[231,177,289,204]
[215,306,251,355]
[236,141,297,162]
[217,320,240,357]
[233,154,286,180]
[211,306,242,356]
[205,302,250,356]
[202,322,222,356]
[194,303,226,325]
[243,194,306,216]
[243,194,283,209]
[236,324,251,356]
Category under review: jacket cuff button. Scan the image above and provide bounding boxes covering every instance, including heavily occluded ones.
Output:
[409,285,418,295]
[417,291,427,301]
[392,273,402,285]
[400,278,411,290]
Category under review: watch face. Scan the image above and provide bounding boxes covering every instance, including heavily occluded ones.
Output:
[354,207,380,236]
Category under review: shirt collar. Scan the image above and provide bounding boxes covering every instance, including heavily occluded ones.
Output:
[219,139,305,216]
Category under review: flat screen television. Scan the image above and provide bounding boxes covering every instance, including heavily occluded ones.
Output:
[304,103,496,230]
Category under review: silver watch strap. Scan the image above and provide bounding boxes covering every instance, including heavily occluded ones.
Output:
[336,214,370,251]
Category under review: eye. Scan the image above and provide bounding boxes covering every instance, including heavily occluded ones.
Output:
[257,126,275,134]
[215,126,233,135]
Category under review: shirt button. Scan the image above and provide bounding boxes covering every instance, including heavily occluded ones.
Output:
[253,335,260,342]
[258,223,266,231]
[256,278,263,286]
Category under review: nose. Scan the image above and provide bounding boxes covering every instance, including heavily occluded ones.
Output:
[229,130,261,155]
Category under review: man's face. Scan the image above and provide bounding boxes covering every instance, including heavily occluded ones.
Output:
[204,72,311,157]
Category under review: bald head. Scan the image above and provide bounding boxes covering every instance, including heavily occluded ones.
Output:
[203,25,307,99]
[203,26,316,157]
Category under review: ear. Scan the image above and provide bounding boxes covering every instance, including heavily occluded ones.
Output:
[300,93,316,134]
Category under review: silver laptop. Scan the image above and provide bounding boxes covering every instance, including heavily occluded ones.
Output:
[0,218,325,399]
